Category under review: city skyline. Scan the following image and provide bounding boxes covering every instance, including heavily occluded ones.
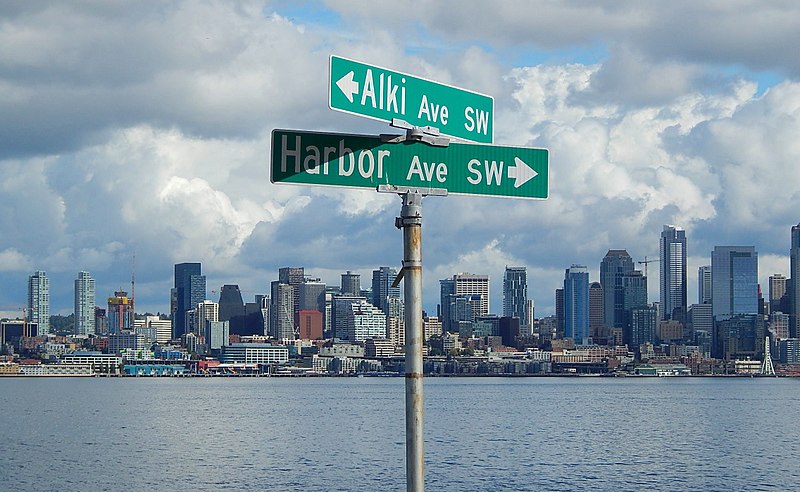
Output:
[1,2,799,319]
[6,222,800,322]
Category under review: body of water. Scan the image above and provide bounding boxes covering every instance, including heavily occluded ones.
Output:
[1,376,798,491]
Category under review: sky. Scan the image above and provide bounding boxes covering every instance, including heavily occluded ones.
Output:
[1,0,800,319]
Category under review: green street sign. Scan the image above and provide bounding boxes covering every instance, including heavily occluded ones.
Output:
[271,129,548,200]
[329,55,494,144]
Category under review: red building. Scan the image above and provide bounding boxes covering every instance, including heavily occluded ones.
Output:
[295,310,323,340]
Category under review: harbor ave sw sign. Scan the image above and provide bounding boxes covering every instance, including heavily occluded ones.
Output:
[271,129,548,200]
[329,56,494,144]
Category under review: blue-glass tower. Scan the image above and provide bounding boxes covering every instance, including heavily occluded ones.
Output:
[564,265,589,344]
[173,262,206,340]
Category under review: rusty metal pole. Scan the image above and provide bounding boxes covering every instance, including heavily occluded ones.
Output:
[398,191,424,492]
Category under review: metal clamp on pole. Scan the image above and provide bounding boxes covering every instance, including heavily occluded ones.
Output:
[380,118,451,147]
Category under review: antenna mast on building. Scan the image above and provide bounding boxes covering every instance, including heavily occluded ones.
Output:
[131,252,136,318]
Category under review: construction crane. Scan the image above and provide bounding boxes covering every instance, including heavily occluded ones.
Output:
[638,256,660,277]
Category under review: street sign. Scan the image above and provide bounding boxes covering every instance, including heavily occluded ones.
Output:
[329,55,494,144]
[271,129,548,200]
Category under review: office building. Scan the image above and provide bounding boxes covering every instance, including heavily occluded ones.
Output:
[107,291,133,334]
[453,273,490,318]
[564,265,589,344]
[340,299,386,342]
[195,300,219,334]
[341,271,361,296]
[503,267,528,331]
[74,271,96,336]
[27,270,49,335]
[589,282,604,339]
[622,271,648,346]
[270,282,295,340]
[205,320,230,351]
[372,267,400,316]
[698,265,712,304]
[711,246,758,318]
[792,224,800,337]
[278,266,305,315]
[439,278,455,332]
[295,310,323,340]
[218,284,245,332]
[555,288,565,340]
[173,262,206,340]
[660,225,687,321]
[600,250,634,329]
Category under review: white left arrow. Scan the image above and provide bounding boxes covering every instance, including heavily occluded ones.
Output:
[507,157,538,188]
[336,71,359,103]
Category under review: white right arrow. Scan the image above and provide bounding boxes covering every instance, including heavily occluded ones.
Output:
[507,157,538,188]
[336,71,359,103]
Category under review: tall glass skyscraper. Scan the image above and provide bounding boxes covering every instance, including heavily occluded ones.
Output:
[564,265,589,344]
[660,225,687,322]
[698,265,712,304]
[74,271,96,335]
[173,262,206,339]
[711,246,758,318]
[791,224,800,337]
[600,250,634,329]
[503,267,528,329]
[27,270,49,335]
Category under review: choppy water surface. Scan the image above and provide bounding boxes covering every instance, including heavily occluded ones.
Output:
[1,376,798,491]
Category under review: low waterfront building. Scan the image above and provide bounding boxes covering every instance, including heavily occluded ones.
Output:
[60,352,122,375]
[19,364,93,376]
[219,343,289,365]
[319,343,364,358]
[364,338,394,358]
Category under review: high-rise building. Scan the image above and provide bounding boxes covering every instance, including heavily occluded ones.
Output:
[196,300,219,334]
[340,299,386,342]
[555,288,565,340]
[107,291,133,334]
[218,285,245,324]
[600,250,634,329]
[769,274,789,316]
[27,270,49,335]
[563,265,589,344]
[791,224,800,337]
[453,273,490,318]
[341,271,361,296]
[173,263,206,340]
[205,320,229,351]
[589,282,604,339]
[278,267,305,315]
[503,267,528,330]
[270,282,295,340]
[74,271,96,335]
[698,265,712,304]
[372,267,400,315]
[711,246,759,358]
[711,246,759,318]
[439,278,455,332]
[660,225,687,322]
[621,271,648,347]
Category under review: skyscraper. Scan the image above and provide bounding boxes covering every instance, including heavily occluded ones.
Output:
[74,271,95,335]
[503,267,528,331]
[711,246,758,318]
[341,271,361,296]
[453,273,490,318]
[439,278,455,331]
[372,266,400,316]
[27,270,49,335]
[270,282,295,340]
[600,250,634,330]
[769,274,788,315]
[621,271,649,347]
[107,291,133,334]
[564,265,589,344]
[218,285,245,323]
[660,225,687,322]
[279,266,305,315]
[698,265,712,304]
[589,282,604,339]
[173,262,206,340]
[791,224,800,337]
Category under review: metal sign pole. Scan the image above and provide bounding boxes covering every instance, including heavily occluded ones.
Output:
[397,190,425,492]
